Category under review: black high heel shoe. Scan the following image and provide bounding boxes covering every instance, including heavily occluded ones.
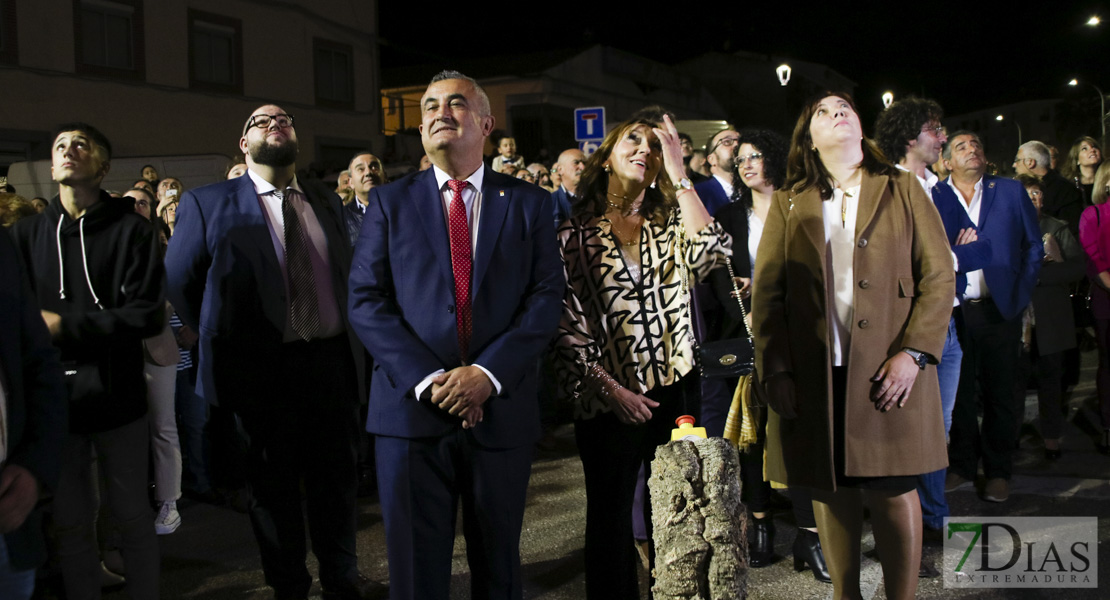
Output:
[793,528,832,583]
[748,515,775,568]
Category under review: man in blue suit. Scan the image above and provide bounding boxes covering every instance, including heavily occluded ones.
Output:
[165,105,383,599]
[348,71,564,600]
[693,127,738,216]
[931,131,1042,503]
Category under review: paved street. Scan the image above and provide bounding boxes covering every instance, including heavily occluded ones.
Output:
[43,350,1110,599]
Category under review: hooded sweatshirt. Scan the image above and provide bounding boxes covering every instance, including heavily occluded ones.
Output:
[10,192,164,434]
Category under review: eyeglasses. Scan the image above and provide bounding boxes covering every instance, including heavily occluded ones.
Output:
[922,125,945,137]
[735,152,764,165]
[710,137,740,153]
[244,113,295,133]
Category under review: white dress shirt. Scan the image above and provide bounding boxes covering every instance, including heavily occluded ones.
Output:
[712,173,734,199]
[947,177,990,300]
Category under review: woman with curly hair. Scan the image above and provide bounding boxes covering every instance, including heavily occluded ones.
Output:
[553,106,729,599]
[705,128,830,581]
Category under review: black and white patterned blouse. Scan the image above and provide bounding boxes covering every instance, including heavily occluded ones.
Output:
[554,209,731,419]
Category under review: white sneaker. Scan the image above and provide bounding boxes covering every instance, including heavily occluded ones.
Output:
[155,501,181,535]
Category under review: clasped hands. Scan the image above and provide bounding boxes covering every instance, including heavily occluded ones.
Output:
[429,366,493,429]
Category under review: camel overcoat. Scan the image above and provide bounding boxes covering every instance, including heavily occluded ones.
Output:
[752,170,955,491]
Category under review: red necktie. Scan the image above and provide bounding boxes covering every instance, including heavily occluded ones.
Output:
[447,179,472,361]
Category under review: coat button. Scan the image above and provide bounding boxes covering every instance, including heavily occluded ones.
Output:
[447,305,455,313]
[858,238,868,248]
[858,319,869,329]
[859,280,869,289]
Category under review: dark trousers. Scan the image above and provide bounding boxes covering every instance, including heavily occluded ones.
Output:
[237,335,360,598]
[1015,338,1067,440]
[375,429,533,600]
[575,378,692,600]
[949,300,1022,481]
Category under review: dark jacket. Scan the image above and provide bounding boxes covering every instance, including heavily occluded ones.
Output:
[709,200,752,341]
[0,227,67,570]
[165,176,367,410]
[1032,215,1086,354]
[345,198,367,246]
[1041,169,1085,238]
[10,193,164,434]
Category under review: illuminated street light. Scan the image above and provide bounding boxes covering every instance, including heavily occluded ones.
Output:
[776,64,791,87]
[1088,16,1101,26]
[882,91,894,109]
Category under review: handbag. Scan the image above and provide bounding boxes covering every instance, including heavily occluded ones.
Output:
[695,257,755,379]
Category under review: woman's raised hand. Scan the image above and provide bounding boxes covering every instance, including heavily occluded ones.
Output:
[653,114,688,184]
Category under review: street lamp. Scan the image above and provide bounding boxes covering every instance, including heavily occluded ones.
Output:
[882,91,894,109]
[996,114,1022,145]
[1068,78,1107,142]
[1087,16,1101,26]
[776,64,791,87]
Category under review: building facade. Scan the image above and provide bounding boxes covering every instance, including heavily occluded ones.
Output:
[0,0,381,179]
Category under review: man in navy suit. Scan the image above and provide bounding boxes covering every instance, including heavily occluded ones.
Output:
[693,127,738,216]
[165,105,383,599]
[931,131,1042,503]
[348,71,564,600]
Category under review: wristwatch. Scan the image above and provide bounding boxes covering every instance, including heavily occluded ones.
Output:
[674,177,693,192]
[902,348,928,370]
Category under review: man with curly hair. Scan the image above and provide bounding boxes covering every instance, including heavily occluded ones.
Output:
[874,99,992,550]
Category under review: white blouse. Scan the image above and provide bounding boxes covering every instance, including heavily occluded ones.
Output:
[822,185,861,367]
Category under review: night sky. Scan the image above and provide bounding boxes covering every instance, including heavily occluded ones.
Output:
[380,3,1110,123]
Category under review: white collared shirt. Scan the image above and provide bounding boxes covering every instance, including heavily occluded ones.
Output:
[432,164,485,253]
[947,176,990,299]
[712,173,734,199]
[896,163,939,197]
[823,185,861,366]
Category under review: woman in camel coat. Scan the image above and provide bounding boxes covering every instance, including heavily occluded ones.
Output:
[752,92,954,600]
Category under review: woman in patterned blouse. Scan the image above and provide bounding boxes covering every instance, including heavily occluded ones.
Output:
[553,106,730,599]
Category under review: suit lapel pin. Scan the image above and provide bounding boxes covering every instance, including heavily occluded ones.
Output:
[988,182,995,189]
[499,190,505,196]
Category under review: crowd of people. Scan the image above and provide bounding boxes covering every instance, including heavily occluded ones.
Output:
[1,69,1109,600]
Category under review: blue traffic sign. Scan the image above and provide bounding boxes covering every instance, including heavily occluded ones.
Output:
[575,107,605,141]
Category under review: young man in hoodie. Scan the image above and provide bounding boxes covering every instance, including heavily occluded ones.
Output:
[10,123,165,600]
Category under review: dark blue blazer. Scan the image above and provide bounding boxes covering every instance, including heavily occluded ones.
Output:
[0,227,66,570]
[928,185,993,300]
[165,174,365,409]
[694,175,731,216]
[551,186,573,228]
[348,167,565,448]
[931,175,1042,320]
